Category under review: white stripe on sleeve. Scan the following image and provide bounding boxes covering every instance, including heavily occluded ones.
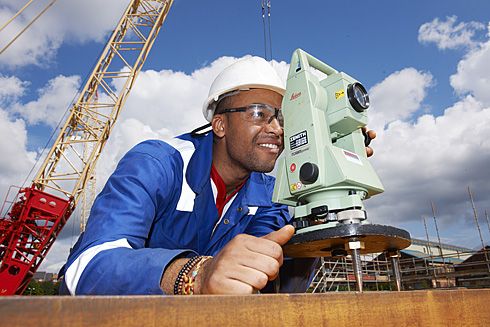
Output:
[64,238,132,295]
[166,138,196,212]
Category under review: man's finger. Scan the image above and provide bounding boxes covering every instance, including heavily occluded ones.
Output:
[367,129,376,140]
[227,265,270,290]
[261,225,295,246]
[366,146,374,157]
[239,251,281,279]
[216,277,255,294]
[243,239,283,266]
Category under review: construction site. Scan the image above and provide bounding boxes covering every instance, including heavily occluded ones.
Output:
[1,0,490,326]
[309,238,490,292]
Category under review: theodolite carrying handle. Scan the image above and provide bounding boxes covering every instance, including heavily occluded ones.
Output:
[289,48,339,77]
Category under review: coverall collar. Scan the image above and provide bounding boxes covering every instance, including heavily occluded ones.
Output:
[179,131,273,208]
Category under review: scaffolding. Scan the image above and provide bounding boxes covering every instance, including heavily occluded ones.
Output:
[309,248,490,292]
[310,255,393,292]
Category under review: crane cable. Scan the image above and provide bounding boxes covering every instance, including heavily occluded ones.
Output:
[0,0,58,55]
[267,0,273,60]
[0,0,36,33]
[261,0,273,61]
[261,1,267,60]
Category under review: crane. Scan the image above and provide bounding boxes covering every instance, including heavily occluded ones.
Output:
[0,0,174,295]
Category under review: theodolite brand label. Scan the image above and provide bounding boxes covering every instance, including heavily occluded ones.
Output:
[289,131,308,150]
[290,92,302,101]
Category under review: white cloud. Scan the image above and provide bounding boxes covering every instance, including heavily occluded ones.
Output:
[12,75,80,126]
[360,24,490,245]
[367,93,490,232]
[450,29,490,106]
[0,109,36,207]
[0,76,37,196]
[0,0,127,68]
[418,16,485,50]
[368,68,433,132]
[0,75,28,102]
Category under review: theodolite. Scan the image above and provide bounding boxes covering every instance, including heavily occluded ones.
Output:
[273,49,411,291]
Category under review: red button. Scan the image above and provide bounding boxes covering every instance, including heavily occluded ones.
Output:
[290,163,296,172]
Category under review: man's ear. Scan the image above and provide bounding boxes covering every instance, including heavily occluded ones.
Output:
[211,114,226,138]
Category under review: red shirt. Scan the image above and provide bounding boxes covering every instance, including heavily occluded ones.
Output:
[210,164,247,217]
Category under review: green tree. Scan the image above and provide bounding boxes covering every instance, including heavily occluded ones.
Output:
[23,280,60,295]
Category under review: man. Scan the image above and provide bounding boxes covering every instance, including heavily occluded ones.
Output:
[60,56,317,295]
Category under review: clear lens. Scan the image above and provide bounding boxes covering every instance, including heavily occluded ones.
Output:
[347,83,370,112]
[244,104,283,127]
[354,85,367,107]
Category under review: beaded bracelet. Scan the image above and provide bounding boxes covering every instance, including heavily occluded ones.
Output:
[181,256,213,295]
[173,256,201,295]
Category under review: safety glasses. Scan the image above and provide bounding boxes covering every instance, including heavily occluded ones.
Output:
[217,103,284,128]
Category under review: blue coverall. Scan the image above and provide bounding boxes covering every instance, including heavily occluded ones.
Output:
[60,131,315,295]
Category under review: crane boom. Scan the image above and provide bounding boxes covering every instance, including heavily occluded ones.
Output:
[0,0,174,295]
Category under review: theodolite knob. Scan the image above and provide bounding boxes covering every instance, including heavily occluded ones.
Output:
[299,162,319,184]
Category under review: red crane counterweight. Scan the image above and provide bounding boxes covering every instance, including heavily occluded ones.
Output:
[0,188,71,294]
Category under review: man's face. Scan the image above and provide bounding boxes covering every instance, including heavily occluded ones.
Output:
[218,88,284,173]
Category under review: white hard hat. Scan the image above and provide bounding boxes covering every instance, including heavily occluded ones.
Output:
[202,56,286,122]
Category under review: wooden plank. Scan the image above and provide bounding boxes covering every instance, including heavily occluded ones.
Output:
[1,289,489,326]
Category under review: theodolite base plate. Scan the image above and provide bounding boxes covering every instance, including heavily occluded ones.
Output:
[283,223,411,258]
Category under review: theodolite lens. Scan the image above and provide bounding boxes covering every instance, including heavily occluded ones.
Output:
[347,82,370,112]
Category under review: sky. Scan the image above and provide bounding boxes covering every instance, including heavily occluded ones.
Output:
[0,0,490,273]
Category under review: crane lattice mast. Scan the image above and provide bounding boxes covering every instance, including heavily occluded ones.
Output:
[0,0,174,295]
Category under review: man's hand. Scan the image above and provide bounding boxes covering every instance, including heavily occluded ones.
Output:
[362,127,376,157]
[196,225,294,294]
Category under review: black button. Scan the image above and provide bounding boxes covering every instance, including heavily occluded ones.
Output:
[299,162,319,184]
